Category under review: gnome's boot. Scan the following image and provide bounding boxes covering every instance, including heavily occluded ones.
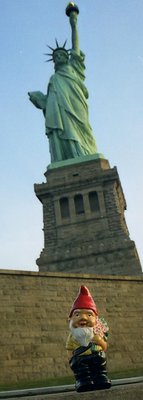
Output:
[69,355,95,392]
[89,351,111,390]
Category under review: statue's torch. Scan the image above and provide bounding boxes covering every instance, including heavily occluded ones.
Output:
[65,2,79,17]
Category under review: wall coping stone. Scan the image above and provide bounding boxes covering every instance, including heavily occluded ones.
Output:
[0,269,142,281]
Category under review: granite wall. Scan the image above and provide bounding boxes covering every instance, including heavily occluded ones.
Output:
[0,270,142,385]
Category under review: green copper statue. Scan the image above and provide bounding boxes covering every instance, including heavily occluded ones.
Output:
[28,2,97,162]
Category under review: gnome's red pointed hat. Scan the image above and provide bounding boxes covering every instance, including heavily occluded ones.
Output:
[69,285,98,317]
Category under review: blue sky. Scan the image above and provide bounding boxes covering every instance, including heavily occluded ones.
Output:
[0,0,143,271]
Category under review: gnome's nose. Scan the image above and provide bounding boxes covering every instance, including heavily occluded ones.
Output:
[80,316,88,321]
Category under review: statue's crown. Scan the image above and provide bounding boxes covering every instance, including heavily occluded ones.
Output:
[45,39,70,62]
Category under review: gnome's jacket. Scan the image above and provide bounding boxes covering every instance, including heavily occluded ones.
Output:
[66,317,109,356]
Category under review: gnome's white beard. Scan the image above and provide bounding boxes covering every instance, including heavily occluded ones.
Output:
[69,322,94,347]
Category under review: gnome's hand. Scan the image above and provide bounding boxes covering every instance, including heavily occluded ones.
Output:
[92,334,107,352]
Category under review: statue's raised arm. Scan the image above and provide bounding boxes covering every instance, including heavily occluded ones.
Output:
[66,3,80,55]
[70,12,80,54]
[28,3,98,163]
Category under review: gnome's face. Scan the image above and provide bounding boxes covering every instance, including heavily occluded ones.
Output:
[71,308,97,328]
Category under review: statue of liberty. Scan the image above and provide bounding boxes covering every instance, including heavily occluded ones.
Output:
[28,3,98,163]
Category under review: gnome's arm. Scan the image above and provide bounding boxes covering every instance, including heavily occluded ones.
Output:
[92,334,107,352]
[92,316,109,352]
[66,333,79,355]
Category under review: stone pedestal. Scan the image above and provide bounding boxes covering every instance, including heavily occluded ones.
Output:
[34,156,142,275]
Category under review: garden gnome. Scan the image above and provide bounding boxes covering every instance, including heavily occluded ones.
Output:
[66,285,111,392]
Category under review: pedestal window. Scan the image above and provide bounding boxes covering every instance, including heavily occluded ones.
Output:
[60,197,70,219]
[74,194,85,215]
[88,191,100,212]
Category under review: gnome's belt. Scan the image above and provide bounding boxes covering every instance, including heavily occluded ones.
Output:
[73,343,101,356]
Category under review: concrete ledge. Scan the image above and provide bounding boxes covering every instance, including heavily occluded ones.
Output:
[4,383,143,400]
[1,378,143,399]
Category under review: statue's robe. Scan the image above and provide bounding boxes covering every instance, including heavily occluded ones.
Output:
[29,50,97,162]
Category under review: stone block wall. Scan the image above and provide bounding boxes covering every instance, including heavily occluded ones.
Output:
[0,270,143,385]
